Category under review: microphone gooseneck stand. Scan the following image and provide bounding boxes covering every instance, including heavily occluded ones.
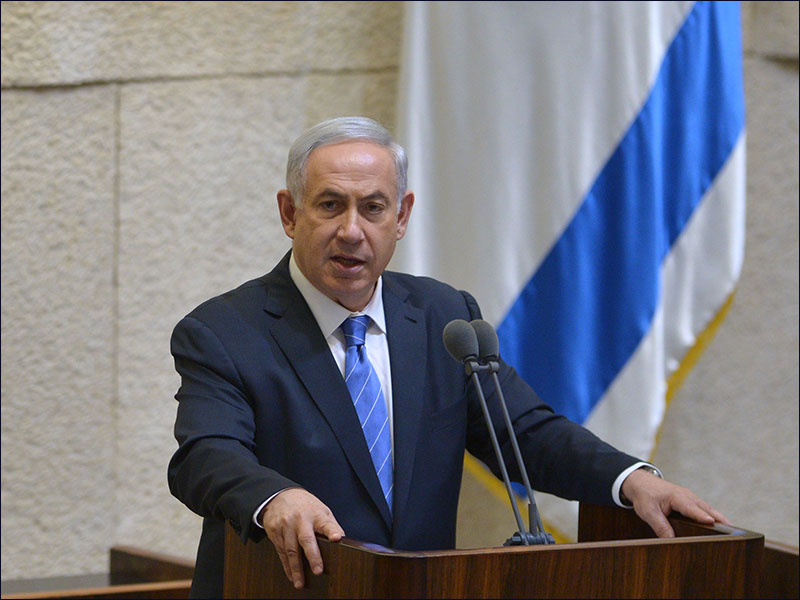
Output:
[443,319,555,546]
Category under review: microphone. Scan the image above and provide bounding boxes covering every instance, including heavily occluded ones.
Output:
[470,318,499,360]
[443,319,551,546]
[470,320,554,546]
[442,319,479,363]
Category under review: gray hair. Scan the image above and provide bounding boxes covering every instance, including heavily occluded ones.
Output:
[285,116,408,208]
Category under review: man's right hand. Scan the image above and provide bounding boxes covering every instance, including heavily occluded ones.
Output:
[259,488,345,589]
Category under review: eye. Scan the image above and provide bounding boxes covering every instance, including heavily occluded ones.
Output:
[366,202,385,214]
[319,199,338,211]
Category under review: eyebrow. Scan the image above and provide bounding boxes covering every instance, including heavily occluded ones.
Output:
[314,189,390,202]
[315,188,345,199]
[361,191,390,202]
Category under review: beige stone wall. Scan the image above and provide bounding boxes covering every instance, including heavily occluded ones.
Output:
[1,0,797,581]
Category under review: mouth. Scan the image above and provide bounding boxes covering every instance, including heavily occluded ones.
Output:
[331,255,367,269]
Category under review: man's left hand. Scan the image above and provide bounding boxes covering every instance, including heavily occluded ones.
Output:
[621,468,731,538]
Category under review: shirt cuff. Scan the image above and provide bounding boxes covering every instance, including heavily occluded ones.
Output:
[611,462,663,508]
[252,487,300,529]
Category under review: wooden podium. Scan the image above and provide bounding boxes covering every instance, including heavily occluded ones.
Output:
[224,503,764,598]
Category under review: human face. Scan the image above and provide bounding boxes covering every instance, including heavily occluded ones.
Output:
[277,141,414,311]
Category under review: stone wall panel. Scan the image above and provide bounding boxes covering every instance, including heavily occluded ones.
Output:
[1,86,117,578]
[1,1,401,88]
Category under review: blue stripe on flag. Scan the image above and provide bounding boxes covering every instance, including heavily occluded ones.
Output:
[497,1,745,423]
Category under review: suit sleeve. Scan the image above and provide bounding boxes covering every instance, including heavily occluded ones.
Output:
[168,315,298,543]
[458,291,640,506]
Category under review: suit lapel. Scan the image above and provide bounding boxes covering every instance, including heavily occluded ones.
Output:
[263,256,393,529]
[382,274,427,532]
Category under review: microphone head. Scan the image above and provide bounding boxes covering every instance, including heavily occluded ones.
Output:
[470,319,500,361]
[442,319,479,363]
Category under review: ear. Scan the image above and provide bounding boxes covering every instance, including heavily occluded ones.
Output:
[395,191,415,240]
[277,190,297,239]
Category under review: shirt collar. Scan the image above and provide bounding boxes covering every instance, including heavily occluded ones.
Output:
[289,251,386,339]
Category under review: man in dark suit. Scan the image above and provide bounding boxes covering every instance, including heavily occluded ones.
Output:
[169,116,728,598]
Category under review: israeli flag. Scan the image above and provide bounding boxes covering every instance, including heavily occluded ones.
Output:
[393,1,745,539]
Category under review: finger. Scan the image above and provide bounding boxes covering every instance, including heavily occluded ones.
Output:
[264,529,293,584]
[692,499,730,525]
[673,495,719,525]
[282,531,306,589]
[636,504,675,538]
[316,514,345,542]
[648,512,676,538]
[276,549,293,584]
[696,505,730,525]
[321,524,344,542]
[297,521,324,577]
[710,508,731,525]
[680,503,716,524]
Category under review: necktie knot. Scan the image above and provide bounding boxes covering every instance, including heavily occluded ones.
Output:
[341,315,370,348]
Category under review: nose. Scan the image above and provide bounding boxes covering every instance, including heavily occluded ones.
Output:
[337,207,365,245]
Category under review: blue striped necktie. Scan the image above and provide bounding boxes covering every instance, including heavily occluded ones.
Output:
[341,315,393,513]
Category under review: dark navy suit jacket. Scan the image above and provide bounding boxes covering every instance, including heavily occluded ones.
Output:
[168,252,639,597]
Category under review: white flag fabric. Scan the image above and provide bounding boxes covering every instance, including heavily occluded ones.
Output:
[393,1,746,539]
